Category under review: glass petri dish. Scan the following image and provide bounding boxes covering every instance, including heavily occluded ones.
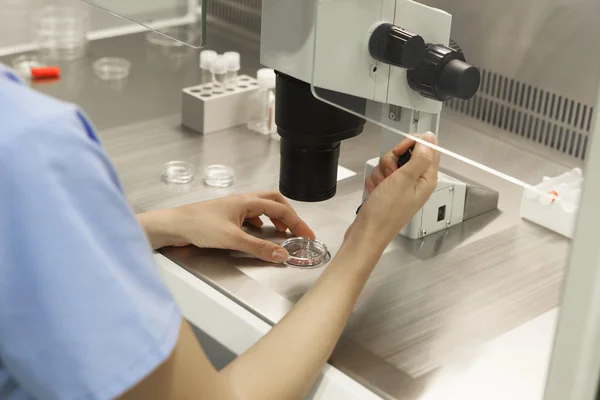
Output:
[32,5,89,61]
[203,165,235,187]
[163,161,195,184]
[93,57,131,81]
[11,55,43,82]
[282,237,331,269]
[11,54,43,71]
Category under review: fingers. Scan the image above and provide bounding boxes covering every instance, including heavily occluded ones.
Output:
[245,217,264,228]
[235,233,290,263]
[397,133,439,181]
[369,151,398,193]
[392,136,417,157]
[270,218,288,232]
[391,133,438,158]
[245,198,316,239]
[371,164,386,186]
[371,133,437,189]
[254,191,289,205]
[244,191,315,236]
[379,152,399,178]
[365,175,376,194]
[419,133,440,182]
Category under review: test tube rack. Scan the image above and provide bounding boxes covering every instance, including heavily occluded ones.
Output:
[520,168,583,239]
[182,75,259,134]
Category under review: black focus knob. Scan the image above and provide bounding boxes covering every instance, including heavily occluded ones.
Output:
[448,39,463,55]
[369,23,425,69]
[407,43,481,101]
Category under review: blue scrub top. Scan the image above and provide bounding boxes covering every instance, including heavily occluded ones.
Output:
[0,64,181,399]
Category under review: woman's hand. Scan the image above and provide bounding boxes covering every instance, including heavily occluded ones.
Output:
[348,132,440,251]
[138,191,315,263]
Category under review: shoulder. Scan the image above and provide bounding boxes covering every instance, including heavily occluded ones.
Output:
[0,79,107,177]
[0,79,96,151]
[0,81,122,206]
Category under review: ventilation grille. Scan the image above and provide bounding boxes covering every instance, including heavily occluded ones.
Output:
[447,69,594,160]
[206,0,262,36]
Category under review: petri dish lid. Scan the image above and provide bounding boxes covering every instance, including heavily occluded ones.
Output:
[163,161,195,184]
[282,237,331,269]
[93,57,131,81]
[203,164,235,187]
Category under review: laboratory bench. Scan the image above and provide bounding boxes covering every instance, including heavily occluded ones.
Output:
[1,24,573,400]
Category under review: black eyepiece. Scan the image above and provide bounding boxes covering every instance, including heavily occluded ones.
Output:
[274,73,366,202]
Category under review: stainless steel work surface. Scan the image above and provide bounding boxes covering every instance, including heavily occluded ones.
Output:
[3,27,573,400]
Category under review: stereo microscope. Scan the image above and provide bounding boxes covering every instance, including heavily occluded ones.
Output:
[261,0,498,239]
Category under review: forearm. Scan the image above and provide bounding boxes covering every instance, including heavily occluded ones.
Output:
[221,234,382,400]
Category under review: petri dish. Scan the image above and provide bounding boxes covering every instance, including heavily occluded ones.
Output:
[93,57,131,81]
[11,55,43,82]
[282,237,331,269]
[203,165,235,187]
[11,54,43,71]
[33,5,89,61]
[163,161,195,184]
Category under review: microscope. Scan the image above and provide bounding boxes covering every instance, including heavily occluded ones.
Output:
[261,0,498,239]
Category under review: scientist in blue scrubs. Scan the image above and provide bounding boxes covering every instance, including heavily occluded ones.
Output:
[0,62,439,400]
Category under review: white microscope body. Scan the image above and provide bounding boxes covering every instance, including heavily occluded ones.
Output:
[261,0,491,239]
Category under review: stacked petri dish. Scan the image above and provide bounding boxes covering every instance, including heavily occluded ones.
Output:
[203,165,235,187]
[32,6,89,61]
[163,161,195,184]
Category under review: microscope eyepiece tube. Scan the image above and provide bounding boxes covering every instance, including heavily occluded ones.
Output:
[279,140,340,202]
[274,73,366,202]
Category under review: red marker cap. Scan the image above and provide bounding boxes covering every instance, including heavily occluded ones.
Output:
[30,66,61,80]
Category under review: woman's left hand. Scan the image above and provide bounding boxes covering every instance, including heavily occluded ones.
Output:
[138,191,315,263]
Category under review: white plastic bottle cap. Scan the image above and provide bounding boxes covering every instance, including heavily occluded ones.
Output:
[223,51,241,72]
[199,50,217,70]
[211,55,228,75]
[257,68,276,89]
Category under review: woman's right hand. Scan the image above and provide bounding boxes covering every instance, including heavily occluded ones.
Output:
[347,132,440,252]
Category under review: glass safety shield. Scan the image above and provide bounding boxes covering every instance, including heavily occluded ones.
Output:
[82,0,206,47]
[306,1,600,398]
[308,0,593,200]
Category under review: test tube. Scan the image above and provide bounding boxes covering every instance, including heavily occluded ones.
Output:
[199,50,217,85]
[211,55,227,94]
[223,51,241,88]
[259,69,276,135]
[247,68,276,135]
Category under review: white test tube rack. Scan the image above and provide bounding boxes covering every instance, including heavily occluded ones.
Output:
[520,168,583,239]
[181,75,260,134]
